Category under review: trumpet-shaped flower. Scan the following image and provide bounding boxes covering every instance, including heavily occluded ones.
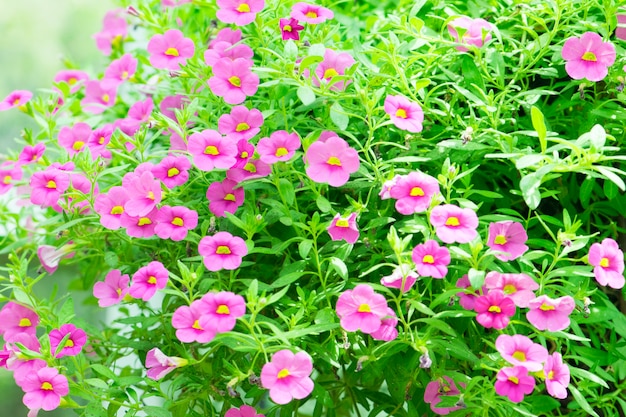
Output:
[208,58,259,105]
[120,208,159,238]
[172,300,216,343]
[260,350,314,404]
[495,334,548,372]
[104,53,138,84]
[188,129,238,171]
[412,240,450,278]
[424,376,464,415]
[198,232,248,271]
[384,95,424,133]
[29,168,70,208]
[21,366,69,412]
[145,348,188,380]
[218,106,263,141]
[227,158,271,183]
[204,41,254,66]
[455,275,486,311]
[370,308,398,341]
[257,130,301,164]
[37,244,76,275]
[380,264,418,293]
[225,405,265,417]
[93,269,130,307]
[494,366,535,403]
[87,124,114,160]
[280,18,304,41]
[129,261,169,301]
[0,90,33,111]
[154,205,198,241]
[474,290,515,330]
[0,163,23,195]
[291,2,334,24]
[335,284,389,334]
[0,302,39,342]
[544,352,570,399]
[48,324,87,358]
[526,295,575,332]
[484,272,539,308]
[561,32,616,81]
[486,221,529,261]
[58,122,92,156]
[216,0,265,26]
[588,238,625,289]
[430,204,478,244]
[54,70,89,94]
[17,143,46,165]
[206,178,245,217]
[312,49,355,91]
[389,171,440,215]
[123,171,162,217]
[147,29,195,70]
[82,79,117,114]
[448,16,493,52]
[327,213,359,244]
[94,9,127,55]
[304,135,360,187]
[199,291,246,333]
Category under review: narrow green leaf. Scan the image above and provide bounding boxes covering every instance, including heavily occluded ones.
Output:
[144,406,173,417]
[569,385,600,417]
[316,195,332,213]
[520,173,542,210]
[329,257,348,280]
[297,85,316,106]
[90,364,117,381]
[531,106,547,153]
[330,102,349,130]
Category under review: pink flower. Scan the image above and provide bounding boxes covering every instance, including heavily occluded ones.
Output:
[82,79,117,114]
[204,41,254,66]
[430,204,478,244]
[198,291,246,333]
[280,18,304,41]
[129,261,169,301]
[424,376,464,415]
[544,352,570,399]
[160,94,190,121]
[93,269,130,307]
[198,232,248,271]
[474,290,515,330]
[561,32,616,81]
[304,135,360,187]
[411,240,450,278]
[257,130,301,164]
[124,171,162,217]
[94,186,130,230]
[0,90,33,111]
[152,155,191,189]
[618,13,626,41]
[206,178,245,217]
[290,2,334,24]
[494,366,535,403]
[484,272,539,308]
[0,302,39,342]
[54,70,89,93]
[486,221,529,261]
[37,244,76,275]
[208,58,259,104]
[227,158,271,183]
[231,139,254,168]
[370,308,398,341]
[389,171,440,215]
[88,124,114,159]
[379,175,401,200]
[127,97,154,123]
[188,129,238,171]
[495,334,548,372]
[312,49,355,91]
[209,28,242,48]
[384,95,424,132]
[588,238,625,289]
[58,122,92,156]
[216,0,265,26]
[120,208,159,238]
[4,334,46,387]
[455,275,485,310]
[526,295,575,332]
[448,16,493,52]
[145,348,188,380]
[48,324,87,358]
[21,366,69,411]
[172,300,216,343]
[155,205,198,241]
[225,405,265,417]
[93,9,127,55]
[147,29,195,70]
[0,163,23,195]
[104,53,138,84]
[29,169,70,208]
[327,213,359,244]
[17,143,45,165]
[260,350,314,404]
[218,106,263,141]
[335,284,389,334]
[380,264,418,293]
[162,0,192,6]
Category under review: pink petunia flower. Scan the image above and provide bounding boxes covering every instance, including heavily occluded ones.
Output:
[455,275,486,310]
[229,138,254,168]
[379,175,401,200]
[257,130,301,164]
[618,13,626,41]
[495,334,548,372]
[208,58,259,104]
[304,135,360,187]
[104,53,138,84]
[218,106,263,141]
[120,208,159,238]
[495,366,535,403]
[127,97,154,123]
[128,261,169,301]
[544,352,570,399]
[526,295,575,332]
[188,129,238,171]
[204,41,254,66]
[17,143,45,165]
[411,240,450,278]
[474,290,515,330]
[152,155,191,189]
[145,348,188,380]
[335,284,389,334]
[198,232,248,271]
[87,124,114,160]
[380,264,418,293]
[424,376,464,415]
[124,171,162,217]
[487,221,529,261]
[225,405,265,417]
[58,122,92,156]
[0,163,23,195]
[260,350,314,404]
[290,2,334,24]
[0,90,33,111]
[209,28,243,48]
[93,269,130,307]
[172,300,216,343]
[147,29,195,70]
[389,171,440,215]
[561,32,616,81]
[327,213,359,244]
[21,366,69,412]
[206,178,245,217]
[370,308,399,341]
[4,334,46,388]
[29,168,71,209]
[154,205,198,241]
[312,49,355,91]
[82,79,117,114]
[94,186,130,230]
[198,291,246,333]
[384,95,424,133]
[448,16,493,52]
[54,70,89,94]
[280,18,304,41]
[430,204,478,244]
[36,244,76,275]
[48,324,87,358]
[227,158,271,183]
[0,302,39,342]
[216,0,265,26]
[588,238,625,289]
[484,272,539,308]
[93,9,127,55]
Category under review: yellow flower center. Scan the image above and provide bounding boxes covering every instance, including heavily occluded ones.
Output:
[395,108,407,119]
[442,385,451,393]
[275,147,289,157]
[488,306,501,313]
[229,76,242,87]
[240,151,249,158]
[192,319,202,330]
[41,382,54,391]
[68,78,77,85]
[216,305,230,315]
[13,98,21,106]
[327,156,342,166]
[539,303,555,311]
[98,136,105,145]
[409,186,424,197]
[204,145,219,155]
[357,303,371,313]
[512,351,526,362]
[224,193,236,202]
[147,191,155,200]
[284,25,292,32]
[167,167,180,177]
[216,245,232,255]
[147,275,157,284]
[581,51,597,62]
[236,122,250,132]
[306,11,318,19]
[422,255,435,264]
[503,284,517,294]
[323,68,339,79]
[244,162,257,173]
[65,339,75,348]
[599,257,609,268]
[236,3,250,12]
[3,175,11,185]
[277,368,290,379]
[336,219,349,228]
[547,370,554,380]
[164,47,179,57]
[102,94,110,103]
[121,71,129,80]
[172,217,184,227]
[445,216,460,227]
[508,376,519,385]
[19,318,32,327]
[138,217,152,226]
[110,205,124,215]
[72,141,85,151]
[116,288,122,296]
[46,180,57,189]
[494,235,507,245]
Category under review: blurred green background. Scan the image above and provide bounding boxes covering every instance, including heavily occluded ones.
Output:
[1,1,113,415]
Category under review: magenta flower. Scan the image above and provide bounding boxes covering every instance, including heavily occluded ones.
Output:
[206,178,245,217]
[199,291,246,333]
[495,334,548,372]
[145,348,188,380]
[227,158,271,183]
[216,0,265,26]
[198,232,248,271]
[29,169,71,208]
[93,269,130,307]
[54,70,89,93]
[0,163,23,195]
[155,205,198,241]
[82,79,117,114]
[209,28,242,48]
[257,130,301,164]
[231,139,254,168]
[17,143,45,165]
[204,41,254,66]
[370,308,399,341]
[94,186,130,230]
[48,324,87,358]
[218,105,263,141]
[335,284,389,334]
[36,244,76,275]
[104,53,138,84]
[588,238,625,289]
[152,155,191,189]
[124,171,162,217]
[280,18,304,41]
[312,49,355,91]
[455,275,486,310]
[208,58,259,105]
[379,175,401,200]
[0,302,39,342]
[127,97,154,123]
[172,300,216,343]
[128,261,169,301]
[87,124,114,160]
[380,264,418,293]
[0,90,33,111]
[561,32,616,81]
[411,240,450,278]
[487,221,529,261]
[327,213,359,244]
[93,9,127,55]
[120,209,159,238]
[430,204,478,244]
[21,366,69,412]
[58,122,92,156]
[424,376,464,415]
[474,290,515,330]
[384,95,424,133]
[526,295,575,332]
[188,129,238,171]
[147,29,195,70]
[291,2,334,24]
[304,135,360,187]
[544,352,570,399]
[389,171,440,215]
[484,272,539,308]
[225,405,265,417]
[4,334,46,388]
[448,16,493,52]
[495,366,536,404]
[260,350,314,404]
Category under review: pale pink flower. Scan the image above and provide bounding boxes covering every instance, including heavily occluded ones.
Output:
[494,366,535,403]
[335,284,389,334]
[0,163,23,195]
[145,348,188,380]
[618,13,626,41]
[87,124,114,159]
[127,97,154,123]
[93,269,130,307]
[198,232,248,271]
[152,155,191,189]
[147,29,195,70]
[204,41,254,66]
[0,302,39,342]
[588,238,625,289]
[48,324,87,358]
[544,352,570,399]
[389,171,440,215]
[188,129,238,171]
[208,58,259,104]
[216,0,265,26]
[159,94,190,121]
[448,16,493,52]
[94,9,127,55]
[487,221,529,261]
[312,49,355,91]
[290,2,334,24]
[154,205,198,241]
[495,334,548,372]
[280,18,304,41]
[53,70,89,94]
[104,53,137,84]
[561,32,616,81]
[225,405,265,417]
[304,135,360,187]
[384,95,424,132]
[370,308,398,341]
[424,376,464,415]
[82,79,117,114]
[17,143,45,165]
[327,213,359,244]
[29,169,71,208]
[474,290,515,330]
[21,366,69,411]
[0,90,33,111]
[218,106,263,141]
[37,244,76,275]
[4,334,46,388]
[257,130,301,164]
[206,178,245,217]
[526,295,575,332]
[128,261,169,301]
[58,122,92,156]
[124,171,162,217]
[209,28,242,48]
[172,300,216,343]
[162,0,192,6]
[380,264,418,293]
[260,350,314,404]
[411,240,450,278]
[94,186,130,230]
[226,158,271,183]
[198,291,246,333]
[484,272,539,308]
[430,204,478,244]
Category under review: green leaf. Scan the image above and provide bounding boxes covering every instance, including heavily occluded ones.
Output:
[144,406,173,417]
[588,124,606,149]
[531,105,547,153]
[299,239,313,259]
[329,257,348,280]
[278,178,295,206]
[569,385,600,417]
[316,195,332,213]
[570,366,609,388]
[594,166,626,191]
[520,173,542,210]
[468,268,485,289]
[85,378,109,390]
[297,85,316,106]
[90,364,117,381]
[330,102,349,131]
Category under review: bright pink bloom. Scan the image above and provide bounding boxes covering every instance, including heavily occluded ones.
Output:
[484,272,538,308]
[389,171,440,215]
[290,2,334,24]
[21,366,69,411]
[0,163,22,195]
[206,178,245,217]
[4,334,46,387]
[17,143,45,165]
[208,58,259,105]
[257,130,301,164]
[198,232,248,271]
[48,324,86,358]
[204,41,254,66]
[455,275,485,310]
[159,94,190,121]
[280,18,304,41]
[304,135,360,187]
[411,240,450,278]
[384,95,424,133]
[526,295,575,332]
[0,302,39,342]
[58,122,92,156]
[474,290,515,330]
[198,291,246,333]
[94,186,130,230]
[93,269,130,307]
[312,49,355,91]
[218,106,263,141]
[127,97,154,123]
[155,205,198,241]
[37,244,76,275]
[188,129,238,171]
[216,0,264,26]
[124,171,162,217]
[209,28,242,48]
[87,124,114,159]
[0,90,32,111]
[448,16,493,52]
[145,348,188,380]
[544,352,570,399]
[495,334,548,372]
[225,405,265,417]
[172,300,216,343]
[335,284,389,334]
[129,261,169,301]
[588,238,625,289]
[121,209,159,238]
[370,308,398,341]
[562,32,616,81]
[424,376,464,415]
[260,350,314,404]
[104,53,138,84]
[94,9,127,55]
[226,158,271,183]
[29,169,70,208]
[147,29,195,70]
[430,204,478,244]
[327,213,359,244]
[54,70,89,93]
[494,366,535,403]
[82,79,117,114]
[380,264,418,293]
[487,221,529,261]
[152,155,191,189]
